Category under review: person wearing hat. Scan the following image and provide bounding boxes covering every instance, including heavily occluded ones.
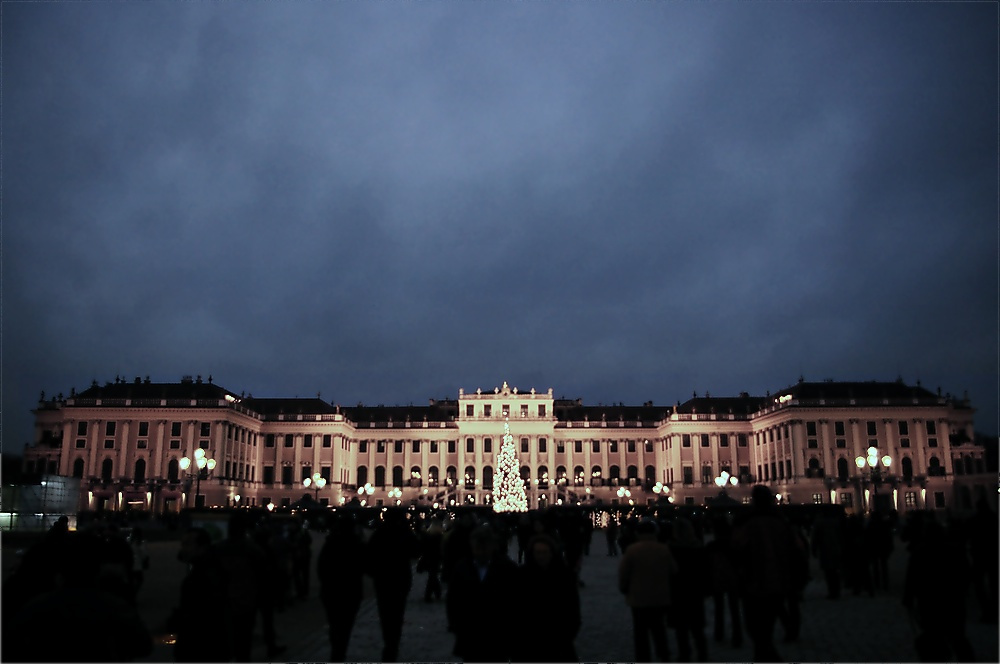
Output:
[618,517,679,662]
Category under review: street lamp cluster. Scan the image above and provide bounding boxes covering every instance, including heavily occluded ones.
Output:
[179,448,215,508]
[303,472,327,502]
[856,446,892,513]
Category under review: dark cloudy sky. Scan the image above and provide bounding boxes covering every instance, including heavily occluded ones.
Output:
[3,1,997,452]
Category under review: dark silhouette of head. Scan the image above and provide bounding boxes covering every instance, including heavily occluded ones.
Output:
[751,485,776,511]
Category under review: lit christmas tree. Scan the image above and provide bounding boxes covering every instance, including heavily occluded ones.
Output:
[492,412,528,512]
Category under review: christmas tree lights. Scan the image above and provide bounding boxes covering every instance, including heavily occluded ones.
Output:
[492,412,528,512]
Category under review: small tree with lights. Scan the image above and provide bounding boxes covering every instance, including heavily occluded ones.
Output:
[492,412,528,512]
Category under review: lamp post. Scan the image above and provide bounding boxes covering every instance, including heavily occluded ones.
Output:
[360,482,375,506]
[302,472,327,504]
[714,470,739,493]
[179,448,216,509]
[652,481,674,503]
[855,446,892,513]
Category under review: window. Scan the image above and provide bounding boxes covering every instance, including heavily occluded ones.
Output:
[610,440,618,453]
[557,440,565,454]
[412,440,420,453]
[101,459,113,482]
[304,435,313,448]
[281,466,293,485]
[900,438,910,448]
[284,434,294,448]
[592,440,600,453]
[928,437,938,448]
[835,421,845,436]
[76,439,86,448]
[521,404,528,418]
[898,421,908,436]
[323,435,332,448]
[521,438,529,453]
[812,493,823,504]
[575,440,583,453]
[266,434,275,447]
[73,458,85,478]
[836,439,846,449]
[807,422,817,436]
[808,439,818,448]
[138,422,149,437]
[719,434,729,447]
[484,466,494,489]
[902,457,913,480]
[466,404,474,417]
[538,405,546,417]
[357,466,368,486]
[77,422,88,436]
[321,466,331,483]
[904,492,917,507]
[359,440,368,453]
[199,440,209,449]
[934,492,945,508]
[263,466,274,484]
[867,421,877,436]
[200,423,211,437]
[170,439,180,449]
[484,438,492,453]
[467,438,475,453]
[701,434,710,447]
[377,440,385,453]
[682,435,691,448]
[448,440,456,454]
[682,467,693,485]
[926,421,937,435]
[104,439,114,449]
[484,405,492,417]
[393,466,404,487]
[167,459,179,482]
[430,441,438,453]
[645,439,653,452]
[539,438,547,453]
[738,434,747,447]
[840,493,853,507]
[394,440,403,454]
[171,422,182,436]
[106,422,116,436]
[701,465,713,484]
[837,458,849,481]
[627,440,636,453]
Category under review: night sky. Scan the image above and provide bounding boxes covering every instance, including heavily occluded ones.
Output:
[3,1,997,454]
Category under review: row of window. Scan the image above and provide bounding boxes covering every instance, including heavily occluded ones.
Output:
[464,403,547,418]
[352,463,661,488]
[677,433,748,448]
[805,419,939,438]
[77,421,213,438]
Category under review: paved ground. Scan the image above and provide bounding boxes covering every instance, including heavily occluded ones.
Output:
[5,528,998,663]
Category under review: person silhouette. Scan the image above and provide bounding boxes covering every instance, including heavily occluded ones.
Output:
[365,508,420,662]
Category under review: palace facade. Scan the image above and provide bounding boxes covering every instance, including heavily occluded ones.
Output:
[22,376,994,515]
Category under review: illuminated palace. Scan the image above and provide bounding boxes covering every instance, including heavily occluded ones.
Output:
[22,376,994,515]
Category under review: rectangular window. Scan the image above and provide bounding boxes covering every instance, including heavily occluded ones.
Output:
[592,440,600,453]
[812,493,823,504]
[835,421,845,436]
[263,466,274,484]
[926,421,937,435]
[836,438,846,448]
[928,437,938,448]
[171,422,182,436]
[448,440,456,454]
[323,434,332,448]
[138,422,149,437]
[840,492,853,506]
[539,438,547,453]
[867,421,877,436]
[898,421,909,436]
[284,434,294,448]
[484,438,492,453]
[808,439,818,448]
[412,440,420,453]
[786,460,791,478]
[266,434,275,447]
[394,440,403,454]
[466,404,474,417]
[200,422,211,437]
[682,467,693,485]
[430,441,438,453]
[321,466,331,482]
[538,405,546,417]
[199,440,209,449]
[77,422,88,436]
[769,430,774,443]
[484,405,492,417]
[302,466,312,481]
[627,440,636,453]
[106,421,116,436]
[900,438,910,448]
[521,404,528,418]
[281,466,293,485]
[467,438,475,453]
[904,491,917,507]
[739,465,750,479]
[522,438,530,454]
[304,434,313,448]
[701,434,710,447]
[610,440,618,453]
[575,440,583,453]
[807,422,817,436]
[682,435,691,448]
[645,440,653,452]
[76,439,86,448]
[557,440,565,454]
[868,439,878,450]
[719,434,729,447]
[701,465,713,483]
[359,440,368,453]
[377,440,385,453]
[738,434,747,447]
[170,439,180,449]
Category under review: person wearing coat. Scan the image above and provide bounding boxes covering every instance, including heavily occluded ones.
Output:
[619,518,679,662]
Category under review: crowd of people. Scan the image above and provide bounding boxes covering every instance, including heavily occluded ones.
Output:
[1,493,996,663]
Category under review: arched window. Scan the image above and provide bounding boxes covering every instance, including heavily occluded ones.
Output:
[374,466,386,487]
[73,458,85,479]
[483,466,494,490]
[410,465,421,486]
[964,455,974,475]
[575,465,585,486]
[464,465,476,489]
[902,457,913,480]
[168,458,179,482]
[428,466,439,486]
[591,465,603,486]
[520,466,531,481]
[134,458,146,483]
[808,458,821,478]
[556,465,567,485]
[837,458,849,481]
[446,466,458,485]
[609,465,621,485]
[627,465,639,486]
[644,465,656,484]
[101,458,113,482]
[928,456,941,476]
[392,466,404,487]
[357,466,369,487]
